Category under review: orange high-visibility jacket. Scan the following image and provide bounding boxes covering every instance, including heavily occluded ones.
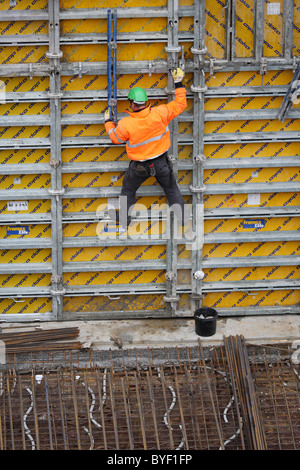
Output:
[105,87,187,161]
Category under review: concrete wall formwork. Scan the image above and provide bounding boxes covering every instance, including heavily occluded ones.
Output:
[0,0,299,322]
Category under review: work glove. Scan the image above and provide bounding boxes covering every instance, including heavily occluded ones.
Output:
[104,109,113,122]
[172,67,185,83]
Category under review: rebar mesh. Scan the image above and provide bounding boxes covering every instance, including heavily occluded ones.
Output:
[0,339,299,450]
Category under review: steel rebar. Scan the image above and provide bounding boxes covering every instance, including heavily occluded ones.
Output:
[0,341,299,450]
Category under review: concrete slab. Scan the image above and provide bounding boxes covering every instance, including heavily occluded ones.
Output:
[2,315,300,350]
[78,315,300,349]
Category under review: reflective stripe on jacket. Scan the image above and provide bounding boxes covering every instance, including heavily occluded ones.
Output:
[105,87,187,161]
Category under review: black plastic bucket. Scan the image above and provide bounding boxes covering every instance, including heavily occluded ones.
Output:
[194,307,218,337]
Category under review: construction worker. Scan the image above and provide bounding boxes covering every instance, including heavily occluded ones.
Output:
[104,67,189,227]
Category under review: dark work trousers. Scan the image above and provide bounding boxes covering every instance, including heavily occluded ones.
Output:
[119,152,189,226]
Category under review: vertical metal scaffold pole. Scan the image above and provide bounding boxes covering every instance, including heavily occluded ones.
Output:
[164,0,182,316]
[107,9,118,123]
[190,0,207,313]
[47,0,64,320]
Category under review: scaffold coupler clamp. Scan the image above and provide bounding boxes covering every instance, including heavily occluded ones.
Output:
[291,341,300,365]
[164,271,179,304]
[190,184,206,193]
[46,51,63,70]
[165,45,181,71]
[48,92,64,107]
[191,83,208,98]
[260,58,267,86]
[48,188,65,201]
[191,46,207,58]
[194,154,206,165]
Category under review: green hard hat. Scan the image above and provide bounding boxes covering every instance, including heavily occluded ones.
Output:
[127,87,148,104]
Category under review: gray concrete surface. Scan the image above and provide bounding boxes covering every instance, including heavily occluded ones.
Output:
[2,315,300,350]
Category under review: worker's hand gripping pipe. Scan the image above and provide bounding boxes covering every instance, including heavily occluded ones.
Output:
[277,63,300,122]
[107,9,117,123]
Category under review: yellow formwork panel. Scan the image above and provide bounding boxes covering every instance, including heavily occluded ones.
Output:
[294,3,300,56]
[0,222,51,274]
[205,0,226,59]
[61,145,191,167]
[0,220,51,234]
[205,95,284,112]
[62,198,104,213]
[180,237,299,286]
[203,192,300,210]
[0,1,299,318]
[203,167,300,185]
[62,194,192,215]
[204,0,300,59]
[61,96,192,118]
[61,101,102,117]
[205,142,300,160]
[0,273,51,289]
[61,43,192,64]
[178,144,193,160]
[0,20,48,35]
[235,0,255,58]
[0,199,51,215]
[0,174,51,190]
[0,46,48,64]
[203,289,299,310]
[0,250,52,272]
[59,14,193,60]
[59,0,195,9]
[203,72,300,113]
[202,241,299,260]
[0,297,52,315]
[57,1,194,64]
[0,76,50,133]
[233,0,298,59]
[61,43,168,63]
[64,245,166,265]
[63,270,166,287]
[0,125,49,140]
[62,124,101,138]
[0,76,49,93]
[0,73,50,138]
[0,102,50,118]
[203,265,299,283]
[61,73,169,96]
[65,221,169,249]
[61,0,167,8]
[263,0,284,58]
[204,117,299,135]
[62,147,128,163]
[0,248,51,264]
[0,0,47,9]
[205,69,296,88]
[61,18,170,36]
[0,149,50,165]
[62,172,123,189]
[63,293,166,313]
[62,169,191,189]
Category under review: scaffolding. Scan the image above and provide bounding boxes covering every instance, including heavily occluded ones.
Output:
[0,0,299,321]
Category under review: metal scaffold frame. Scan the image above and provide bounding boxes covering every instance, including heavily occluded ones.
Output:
[0,0,299,321]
